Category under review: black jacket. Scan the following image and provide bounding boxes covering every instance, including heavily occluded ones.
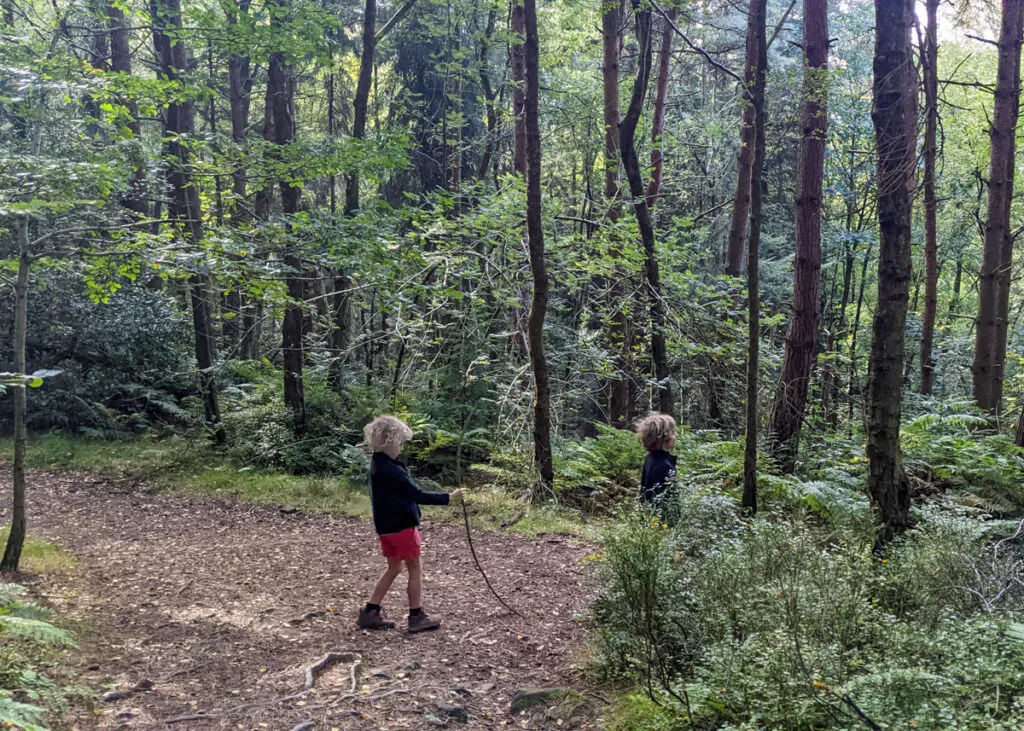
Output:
[369,452,450,535]
[641,450,677,503]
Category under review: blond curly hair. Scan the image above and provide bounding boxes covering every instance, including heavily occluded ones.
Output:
[636,412,677,452]
[363,415,414,453]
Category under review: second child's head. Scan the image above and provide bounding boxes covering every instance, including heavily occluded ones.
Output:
[364,415,413,458]
[636,412,677,453]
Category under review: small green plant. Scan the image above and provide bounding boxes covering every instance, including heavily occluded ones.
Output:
[0,584,76,731]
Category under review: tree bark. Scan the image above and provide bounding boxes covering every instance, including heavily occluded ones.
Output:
[973,0,1024,413]
[867,0,915,544]
[619,5,673,418]
[108,0,148,217]
[1,245,29,573]
[769,0,827,471]
[602,0,629,424]
[646,9,676,208]
[523,0,553,492]
[511,0,527,176]
[724,9,760,278]
[741,0,767,511]
[265,30,306,429]
[345,0,376,215]
[151,0,224,442]
[223,0,253,352]
[919,0,939,395]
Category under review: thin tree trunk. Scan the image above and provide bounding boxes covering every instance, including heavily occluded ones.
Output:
[223,0,253,352]
[646,9,676,208]
[620,4,673,418]
[867,0,914,544]
[345,0,376,215]
[265,4,306,429]
[973,0,1024,413]
[769,0,827,471]
[107,0,148,218]
[741,0,767,511]
[511,0,527,176]
[919,0,939,395]
[478,7,499,181]
[1,244,29,573]
[602,0,629,424]
[725,13,760,278]
[523,0,553,492]
[152,0,223,442]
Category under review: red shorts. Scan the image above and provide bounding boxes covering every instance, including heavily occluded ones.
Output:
[378,527,421,560]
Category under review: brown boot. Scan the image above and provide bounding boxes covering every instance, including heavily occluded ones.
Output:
[407,610,440,633]
[357,605,396,630]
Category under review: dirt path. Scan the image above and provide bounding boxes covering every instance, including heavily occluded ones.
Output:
[7,470,603,730]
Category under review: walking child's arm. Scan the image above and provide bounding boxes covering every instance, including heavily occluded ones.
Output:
[396,469,451,506]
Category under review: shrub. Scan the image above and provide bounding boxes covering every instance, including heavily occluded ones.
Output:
[0,584,77,731]
[594,497,1024,729]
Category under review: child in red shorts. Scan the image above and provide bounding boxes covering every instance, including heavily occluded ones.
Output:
[357,415,465,633]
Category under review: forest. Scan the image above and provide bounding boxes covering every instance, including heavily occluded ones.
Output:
[2,0,1024,726]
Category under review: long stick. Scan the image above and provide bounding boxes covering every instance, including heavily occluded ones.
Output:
[460,499,523,617]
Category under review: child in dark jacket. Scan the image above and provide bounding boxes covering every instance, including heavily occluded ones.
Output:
[637,412,678,505]
[357,416,465,633]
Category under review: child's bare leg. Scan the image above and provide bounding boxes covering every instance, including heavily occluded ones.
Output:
[369,558,403,605]
[405,556,422,609]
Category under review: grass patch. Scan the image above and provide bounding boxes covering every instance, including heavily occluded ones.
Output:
[1,434,589,539]
[0,529,76,575]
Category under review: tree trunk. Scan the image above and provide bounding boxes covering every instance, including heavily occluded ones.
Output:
[345,0,376,215]
[223,0,253,352]
[152,0,224,442]
[523,0,553,492]
[511,0,527,176]
[973,0,1024,413]
[725,12,760,278]
[769,0,827,471]
[602,0,630,424]
[1,245,29,573]
[108,0,148,217]
[919,0,939,395]
[329,0,375,392]
[646,9,676,208]
[478,7,499,181]
[867,0,914,544]
[620,6,673,418]
[266,29,306,429]
[741,0,767,511]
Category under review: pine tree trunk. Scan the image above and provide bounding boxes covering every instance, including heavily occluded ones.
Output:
[511,0,527,176]
[646,9,675,208]
[523,0,553,492]
[152,0,223,442]
[742,0,767,511]
[1,244,29,573]
[107,0,148,218]
[867,0,915,544]
[619,5,673,418]
[770,0,827,471]
[725,14,760,279]
[919,0,939,395]
[345,0,376,215]
[602,0,630,424]
[268,39,306,429]
[973,0,1024,413]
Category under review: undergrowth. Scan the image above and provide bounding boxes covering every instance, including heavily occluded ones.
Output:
[0,584,81,730]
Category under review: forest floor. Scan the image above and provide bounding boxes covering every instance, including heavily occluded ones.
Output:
[5,468,605,730]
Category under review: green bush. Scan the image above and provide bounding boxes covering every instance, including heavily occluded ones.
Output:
[594,499,1024,729]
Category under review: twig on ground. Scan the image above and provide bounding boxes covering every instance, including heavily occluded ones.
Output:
[161,713,219,725]
[304,652,358,691]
